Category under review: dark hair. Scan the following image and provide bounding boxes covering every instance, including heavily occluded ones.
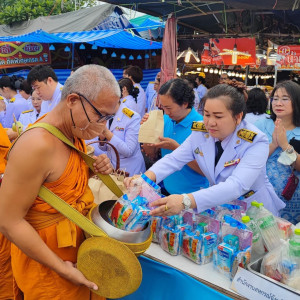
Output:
[196,76,205,84]
[270,80,300,126]
[124,66,143,83]
[159,78,195,108]
[118,77,139,102]
[19,79,32,95]
[201,84,246,119]
[185,77,197,89]
[246,88,268,115]
[0,75,22,91]
[27,65,58,86]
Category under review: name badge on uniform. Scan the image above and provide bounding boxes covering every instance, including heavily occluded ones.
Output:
[115,126,124,131]
[224,158,240,167]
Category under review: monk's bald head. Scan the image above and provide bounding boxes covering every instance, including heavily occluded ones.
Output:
[61,65,120,102]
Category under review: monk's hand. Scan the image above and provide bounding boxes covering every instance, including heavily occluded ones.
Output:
[92,154,113,174]
[62,261,98,291]
[149,194,184,217]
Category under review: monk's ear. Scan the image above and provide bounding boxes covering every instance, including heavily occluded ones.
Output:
[65,93,79,109]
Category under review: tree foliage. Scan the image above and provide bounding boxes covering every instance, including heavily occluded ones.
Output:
[0,0,96,25]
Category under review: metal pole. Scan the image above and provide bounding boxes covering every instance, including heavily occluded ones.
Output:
[274,65,278,87]
[71,43,75,69]
[245,65,249,86]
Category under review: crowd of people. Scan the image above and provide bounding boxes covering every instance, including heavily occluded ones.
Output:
[0,63,299,299]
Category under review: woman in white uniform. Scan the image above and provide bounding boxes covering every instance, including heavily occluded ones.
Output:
[126,84,286,216]
[19,90,43,130]
[118,78,139,113]
[87,101,145,176]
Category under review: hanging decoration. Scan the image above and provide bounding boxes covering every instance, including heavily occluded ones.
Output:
[177,47,200,63]
[120,54,126,59]
[102,48,107,54]
[64,46,70,52]
[79,44,85,50]
[49,44,55,51]
[111,52,117,58]
[218,43,251,65]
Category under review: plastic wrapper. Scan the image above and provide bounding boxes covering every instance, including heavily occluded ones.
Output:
[276,217,293,240]
[159,225,182,256]
[222,216,253,250]
[182,230,202,264]
[214,242,236,279]
[150,216,163,243]
[229,199,247,213]
[109,199,136,230]
[231,246,251,280]
[126,174,164,209]
[126,206,151,232]
[223,234,239,252]
[214,204,242,222]
[200,232,218,265]
[256,207,281,252]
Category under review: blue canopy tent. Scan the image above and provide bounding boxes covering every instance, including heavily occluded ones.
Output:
[0,29,162,49]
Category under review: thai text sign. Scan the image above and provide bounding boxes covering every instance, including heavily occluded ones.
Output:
[0,42,51,68]
[231,267,299,300]
[201,38,256,66]
[275,45,300,70]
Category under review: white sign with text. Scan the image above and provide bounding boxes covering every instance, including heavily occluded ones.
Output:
[231,267,299,300]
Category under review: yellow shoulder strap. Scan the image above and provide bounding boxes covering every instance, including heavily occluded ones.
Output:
[28,123,123,198]
[7,123,123,237]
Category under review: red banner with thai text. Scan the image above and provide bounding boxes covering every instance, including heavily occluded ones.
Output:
[201,38,256,66]
[0,42,51,68]
[275,45,300,70]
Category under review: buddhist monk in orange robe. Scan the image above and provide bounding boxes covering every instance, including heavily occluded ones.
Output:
[0,65,120,300]
[0,124,14,300]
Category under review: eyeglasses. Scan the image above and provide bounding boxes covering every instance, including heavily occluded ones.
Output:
[76,92,115,123]
[271,97,291,103]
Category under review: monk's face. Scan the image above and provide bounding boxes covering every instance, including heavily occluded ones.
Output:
[70,88,119,140]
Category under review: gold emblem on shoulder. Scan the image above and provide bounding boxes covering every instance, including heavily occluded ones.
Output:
[22,109,34,114]
[237,129,257,143]
[122,98,127,103]
[191,121,207,132]
[10,97,15,103]
[122,107,134,118]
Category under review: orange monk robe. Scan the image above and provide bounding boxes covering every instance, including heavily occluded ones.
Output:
[0,124,14,300]
[10,137,105,300]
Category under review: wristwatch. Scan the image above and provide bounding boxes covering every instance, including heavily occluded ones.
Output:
[182,194,192,210]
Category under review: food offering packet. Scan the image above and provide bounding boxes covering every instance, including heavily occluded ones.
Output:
[231,246,252,280]
[201,232,218,265]
[159,225,182,256]
[150,216,163,243]
[215,242,235,279]
[108,199,137,230]
[126,206,151,232]
[127,174,164,210]
[182,230,202,264]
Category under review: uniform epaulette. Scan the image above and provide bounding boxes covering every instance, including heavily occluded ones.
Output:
[22,109,34,114]
[135,85,140,90]
[0,96,4,100]
[122,107,134,118]
[149,81,155,84]
[9,97,15,103]
[60,87,63,91]
[122,98,127,103]
[191,121,207,132]
[237,129,257,143]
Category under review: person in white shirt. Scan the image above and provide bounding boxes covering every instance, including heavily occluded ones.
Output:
[118,78,139,113]
[123,65,146,117]
[19,90,43,130]
[27,65,63,116]
[195,76,207,114]
[245,88,269,124]
[0,76,28,129]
